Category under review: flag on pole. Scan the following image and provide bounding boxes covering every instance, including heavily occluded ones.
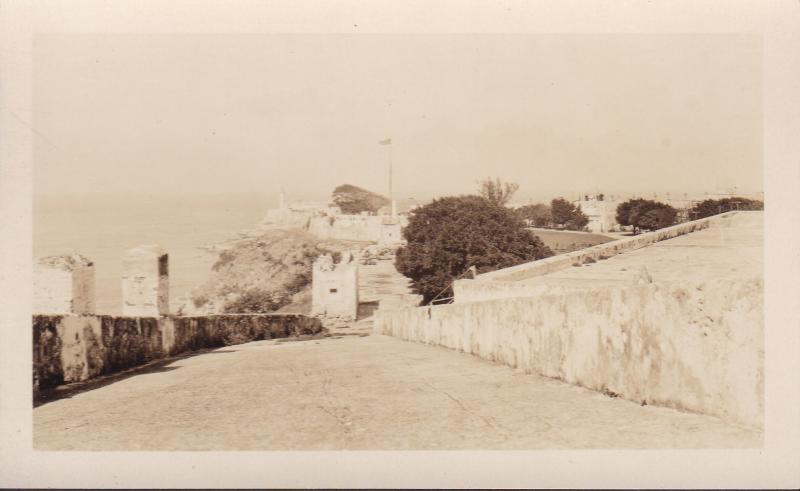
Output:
[378,138,392,145]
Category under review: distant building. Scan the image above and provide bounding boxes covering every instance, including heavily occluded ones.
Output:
[573,194,620,233]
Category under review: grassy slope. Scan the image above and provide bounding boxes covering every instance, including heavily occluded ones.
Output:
[528,228,615,255]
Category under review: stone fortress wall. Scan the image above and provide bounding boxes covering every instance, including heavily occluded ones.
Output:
[33,313,323,392]
[375,211,764,429]
[260,194,407,246]
[307,214,404,245]
[33,245,323,392]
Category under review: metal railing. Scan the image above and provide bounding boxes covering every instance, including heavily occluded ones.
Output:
[426,265,477,306]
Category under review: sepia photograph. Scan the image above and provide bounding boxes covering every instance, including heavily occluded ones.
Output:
[2,0,799,488]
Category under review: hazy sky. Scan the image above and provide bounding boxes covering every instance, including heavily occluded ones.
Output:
[33,33,762,202]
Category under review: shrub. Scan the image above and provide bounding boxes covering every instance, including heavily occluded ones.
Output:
[192,294,209,308]
[223,288,280,314]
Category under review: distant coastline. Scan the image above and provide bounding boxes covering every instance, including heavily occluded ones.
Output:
[33,192,275,315]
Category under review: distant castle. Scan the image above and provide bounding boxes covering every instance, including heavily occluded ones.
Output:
[260,191,408,246]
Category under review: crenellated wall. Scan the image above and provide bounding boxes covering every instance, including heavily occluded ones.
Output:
[33,313,324,391]
[122,245,169,316]
[33,255,96,315]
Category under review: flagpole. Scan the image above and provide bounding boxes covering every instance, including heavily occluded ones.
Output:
[379,138,395,217]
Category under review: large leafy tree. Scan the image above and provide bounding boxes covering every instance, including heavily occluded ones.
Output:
[516,203,552,227]
[550,198,589,230]
[616,198,678,234]
[395,196,553,303]
[615,198,649,228]
[637,206,678,232]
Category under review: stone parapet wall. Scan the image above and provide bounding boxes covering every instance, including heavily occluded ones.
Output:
[375,275,763,429]
[454,212,739,303]
[33,313,323,391]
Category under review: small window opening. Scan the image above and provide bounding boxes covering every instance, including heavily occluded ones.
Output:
[329,288,338,294]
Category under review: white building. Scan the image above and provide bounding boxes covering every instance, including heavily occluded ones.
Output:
[573,195,621,233]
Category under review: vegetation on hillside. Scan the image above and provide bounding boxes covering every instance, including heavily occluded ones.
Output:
[332,184,390,214]
[185,229,352,315]
[616,198,677,234]
[532,229,614,254]
[395,195,553,304]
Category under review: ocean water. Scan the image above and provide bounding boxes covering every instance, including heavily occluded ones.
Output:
[33,193,275,314]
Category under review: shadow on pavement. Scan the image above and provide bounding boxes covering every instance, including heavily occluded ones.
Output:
[33,348,239,408]
[357,300,380,320]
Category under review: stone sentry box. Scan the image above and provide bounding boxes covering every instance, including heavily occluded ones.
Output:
[122,245,169,317]
[311,251,359,322]
[33,254,96,314]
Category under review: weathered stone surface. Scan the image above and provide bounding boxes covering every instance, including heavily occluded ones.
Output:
[32,313,324,391]
[311,251,359,322]
[33,254,96,314]
[33,315,64,390]
[122,245,169,316]
[375,276,764,429]
[99,316,163,373]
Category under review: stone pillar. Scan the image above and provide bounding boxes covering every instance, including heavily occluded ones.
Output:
[391,199,397,218]
[122,245,169,317]
[311,251,359,323]
[33,254,95,314]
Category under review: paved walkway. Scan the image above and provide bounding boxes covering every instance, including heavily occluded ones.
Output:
[34,331,760,450]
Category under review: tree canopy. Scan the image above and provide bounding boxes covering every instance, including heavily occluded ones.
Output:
[616,198,677,233]
[689,197,763,220]
[332,184,389,214]
[550,198,589,230]
[395,195,553,303]
[516,203,552,227]
[478,177,519,207]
